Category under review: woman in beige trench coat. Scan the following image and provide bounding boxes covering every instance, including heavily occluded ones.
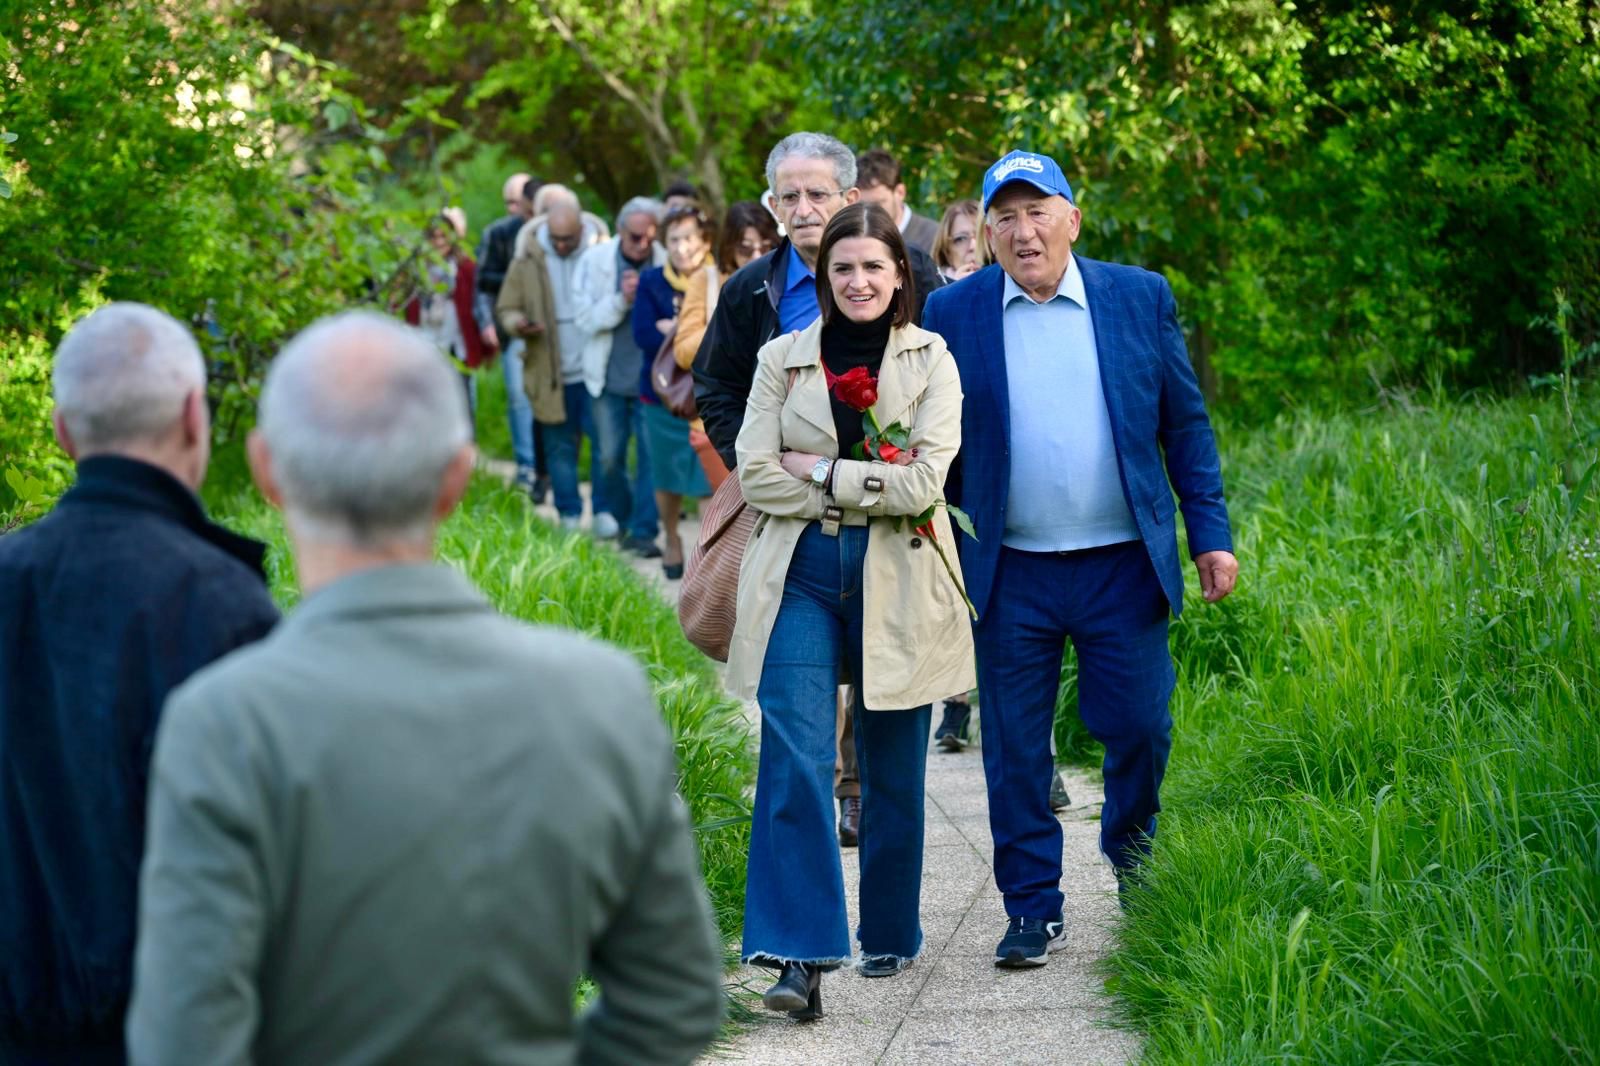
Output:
[729,204,977,1021]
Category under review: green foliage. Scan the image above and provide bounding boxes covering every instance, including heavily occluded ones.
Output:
[799,0,1600,417]
[204,469,754,936]
[1104,388,1600,1061]
[0,0,430,474]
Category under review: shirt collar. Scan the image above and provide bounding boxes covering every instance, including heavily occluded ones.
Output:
[1002,252,1086,310]
[785,241,814,293]
[898,204,912,231]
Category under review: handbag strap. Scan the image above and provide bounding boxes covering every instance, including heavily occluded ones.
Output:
[704,264,720,317]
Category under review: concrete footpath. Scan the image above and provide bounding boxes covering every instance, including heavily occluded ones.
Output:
[490,467,1138,1063]
[703,754,1138,1066]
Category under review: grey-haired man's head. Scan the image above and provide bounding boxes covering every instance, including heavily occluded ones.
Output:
[51,302,211,489]
[764,133,861,264]
[250,311,474,552]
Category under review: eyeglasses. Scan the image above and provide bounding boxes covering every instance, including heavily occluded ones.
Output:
[777,188,845,210]
[737,240,776,256]
[623,229,655,245]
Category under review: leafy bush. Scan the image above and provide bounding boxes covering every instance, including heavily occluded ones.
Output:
[1105,388,1600,1061]
[203,469,754,936]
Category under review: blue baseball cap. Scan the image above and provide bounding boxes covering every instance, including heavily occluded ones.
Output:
[981,150,1075,212]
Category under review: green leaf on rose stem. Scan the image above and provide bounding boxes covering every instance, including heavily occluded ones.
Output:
[851,441,867,460]
[947,503,978,541]
[860,411,876,442]
[882,421,911,449]
[912,503,937,529]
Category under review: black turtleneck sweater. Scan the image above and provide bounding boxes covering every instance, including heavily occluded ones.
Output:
[820,309,893,456]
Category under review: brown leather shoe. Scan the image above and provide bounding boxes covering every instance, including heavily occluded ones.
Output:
[838,796,862,848]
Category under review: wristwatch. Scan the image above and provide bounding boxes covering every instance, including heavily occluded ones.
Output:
[809,457,834,486]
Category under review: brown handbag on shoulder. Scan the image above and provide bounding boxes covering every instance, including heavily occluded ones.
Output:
[677,367,796,662]
[651,329,698,419]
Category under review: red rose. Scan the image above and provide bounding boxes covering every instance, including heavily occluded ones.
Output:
[829,365,879,411]
[876,441,901,463]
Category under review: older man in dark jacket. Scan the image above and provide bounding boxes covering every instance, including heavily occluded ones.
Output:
[0,303,278,1064]
[693,132,945,474]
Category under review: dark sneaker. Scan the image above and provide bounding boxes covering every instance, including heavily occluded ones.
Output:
[994,916,1067,968]
[623,534,663,558]
[530,473,552,505]
[934,701,970,753]
[858,954,912,978]
[1049,770,1071,812]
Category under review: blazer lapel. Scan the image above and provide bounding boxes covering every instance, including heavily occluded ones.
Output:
[1079,256,1129,455]
[975,267,1011,452]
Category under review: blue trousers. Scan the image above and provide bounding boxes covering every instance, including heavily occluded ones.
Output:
[498,339,542,474]
[591,391,658,540]
[743,525,931,967]
[541,382,604,519]
[973,541,1175,920]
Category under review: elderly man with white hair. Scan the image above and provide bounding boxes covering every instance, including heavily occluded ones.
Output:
[125,312,724,1066]
[574,196,668,550]
[0,303,279,1064]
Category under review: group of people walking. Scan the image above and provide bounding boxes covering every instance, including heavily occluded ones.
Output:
[0,130,1238,1064]
[696,134,1239,1016]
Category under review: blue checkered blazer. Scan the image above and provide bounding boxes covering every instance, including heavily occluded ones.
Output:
[923,257,1233,619]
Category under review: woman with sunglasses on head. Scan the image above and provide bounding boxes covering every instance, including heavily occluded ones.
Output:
[727,202,976,1020]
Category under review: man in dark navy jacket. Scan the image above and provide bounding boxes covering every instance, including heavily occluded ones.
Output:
[924,152,1238,968]
[0,303,279,1064]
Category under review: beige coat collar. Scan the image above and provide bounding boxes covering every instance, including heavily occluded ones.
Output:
[779,319,941,444]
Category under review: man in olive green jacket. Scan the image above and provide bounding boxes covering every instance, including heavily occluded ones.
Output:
[126,311,724,1066]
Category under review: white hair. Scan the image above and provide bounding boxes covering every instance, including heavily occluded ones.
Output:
[533,183,580,216]
[52,302,206,450]
[259,311,471,547]
[616,196,663,233]
[765,133,857,195]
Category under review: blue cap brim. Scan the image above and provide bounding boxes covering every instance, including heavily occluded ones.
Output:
[982,176,1073,213]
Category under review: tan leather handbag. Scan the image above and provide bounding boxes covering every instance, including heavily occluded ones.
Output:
[677,367,794,662]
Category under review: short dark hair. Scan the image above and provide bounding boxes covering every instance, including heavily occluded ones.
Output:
[855,148,902,191]
[716,201,779,274]
[815,203,916,329]
[661,179,699,202]
[521,178,543,203]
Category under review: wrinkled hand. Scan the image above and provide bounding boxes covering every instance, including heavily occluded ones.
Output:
[517,320,546,337]
[620,269,640,302]
[1194,550,1239,603]
[780,451,823,481]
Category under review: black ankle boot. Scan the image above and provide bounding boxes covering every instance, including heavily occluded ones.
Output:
[761,963,822,1020]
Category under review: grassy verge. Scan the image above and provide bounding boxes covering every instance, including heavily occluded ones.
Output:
[1105,391,1600,1061]
[204,463,753,939]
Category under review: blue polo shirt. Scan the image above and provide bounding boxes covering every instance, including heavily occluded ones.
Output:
[1001,254,1140,552]
[778,242,820,334]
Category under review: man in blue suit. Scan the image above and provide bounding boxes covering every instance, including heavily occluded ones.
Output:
[922,151,1238,969]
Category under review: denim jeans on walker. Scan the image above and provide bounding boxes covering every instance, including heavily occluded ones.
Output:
[742,523,931,969]
[591,391,659,540]
[499,338,536,473]
[543,382,604,519]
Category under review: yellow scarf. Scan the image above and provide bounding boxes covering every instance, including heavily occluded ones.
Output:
[663,251,715,293]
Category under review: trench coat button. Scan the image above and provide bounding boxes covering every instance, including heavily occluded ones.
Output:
[910,537,923,549]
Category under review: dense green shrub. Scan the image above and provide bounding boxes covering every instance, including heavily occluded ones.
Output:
[1105,388,1600,1062]
[799,0,1600,418]
[203,468,754,936]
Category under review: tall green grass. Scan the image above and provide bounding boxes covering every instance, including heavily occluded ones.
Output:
[204,466,753,938]
[1106,390,1600,1062]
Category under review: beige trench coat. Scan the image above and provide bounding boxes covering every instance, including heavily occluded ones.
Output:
[727,319,978,711]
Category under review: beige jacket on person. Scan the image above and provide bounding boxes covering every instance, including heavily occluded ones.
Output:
[495,239,567,425]
[727,319,977,711]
